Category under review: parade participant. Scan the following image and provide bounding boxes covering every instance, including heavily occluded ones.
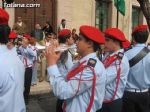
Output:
[0,8,26,112]
[122,39,131,49]
[29,38,38,86]
[46,25,106,112]
[122,25,150,112]
[57,29,75,76]
[121,39,132,53]
[72,28,78,42]
[55,29,75,112]
[148,42,150,49]
[97,28,129,112]
[18,36,36,105]
[7,31,18,53]
[16,37,23,58]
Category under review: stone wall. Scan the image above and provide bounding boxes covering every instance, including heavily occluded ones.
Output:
[56,0,146,40]
[56,0,95,32]
[1,0,149,42]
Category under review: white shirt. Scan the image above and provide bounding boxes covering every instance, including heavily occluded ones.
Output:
[17,22,22,26]
[125,44,150,89]
[103,49,129,101]
[47,53,106,112]
[0,45,25,112]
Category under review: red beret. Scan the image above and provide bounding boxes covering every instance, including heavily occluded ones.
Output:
[79,25,105,44]
[122,39,131,48]
[23,34,31,39]
[132,25,148,35]
[0,8,9,25]
[104,28,126,42]
[9,31,18,39]
[58,29,71,38]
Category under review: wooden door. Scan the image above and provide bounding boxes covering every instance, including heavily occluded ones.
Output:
[15,0,56,34]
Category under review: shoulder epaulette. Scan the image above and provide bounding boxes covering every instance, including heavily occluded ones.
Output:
[87,58,97,68]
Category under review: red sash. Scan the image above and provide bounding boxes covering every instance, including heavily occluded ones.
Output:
[102,53,123,103]
[63,60,97,112]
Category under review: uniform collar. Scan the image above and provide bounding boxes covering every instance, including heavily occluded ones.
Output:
[79,52,97,63]
[0,44,8,55]
[69,44,76,48]
[135,43,146,47]
[109,49,124,56]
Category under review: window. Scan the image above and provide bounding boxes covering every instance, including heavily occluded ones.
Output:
[95,0,111,31]
[132,6,143,30]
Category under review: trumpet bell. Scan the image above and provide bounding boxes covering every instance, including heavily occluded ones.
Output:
[55,44,69,52]
[36,42,46,50]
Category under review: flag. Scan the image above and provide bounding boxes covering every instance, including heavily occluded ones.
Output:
[114,0,125,16]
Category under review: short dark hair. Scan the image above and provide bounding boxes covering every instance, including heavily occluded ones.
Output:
[0,25,10,44]
[132,30,149,43]
[58,34,71,44]
[61,19,66,23]
[45,32,53,37]
[46,21,50,25]
[81,34,100,52]
[105,35,123,48]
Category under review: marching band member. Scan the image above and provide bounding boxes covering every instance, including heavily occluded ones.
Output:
[97,28,129,112]
[122,25,150,112]
[7,30,18,54]
[29,38,38,86]
[57,29,75,76]
[122,39,131,51]
[46,25,106,112]
[0,8,26,112]
[55,29,75,112]
[18,36,36,105]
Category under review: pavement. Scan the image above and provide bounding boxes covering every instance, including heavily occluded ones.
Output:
[30,81,51,95]
[27,81,57,112]
[27,92,57,112]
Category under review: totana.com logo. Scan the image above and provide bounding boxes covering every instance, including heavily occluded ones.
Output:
[3,2,41,8]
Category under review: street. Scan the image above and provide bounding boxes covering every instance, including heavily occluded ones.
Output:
[27,92,57,112]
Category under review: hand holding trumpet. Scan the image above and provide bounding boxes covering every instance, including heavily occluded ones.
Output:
[46,44,66,66]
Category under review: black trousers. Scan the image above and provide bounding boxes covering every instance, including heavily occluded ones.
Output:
[56,99,64,112]
[149,89,150,110]
[122,91,149,112]
[24,67,32,105]
[97,98,122,112]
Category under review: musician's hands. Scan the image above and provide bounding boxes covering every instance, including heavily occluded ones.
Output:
[46,45,62,66]
[73,54,81,61]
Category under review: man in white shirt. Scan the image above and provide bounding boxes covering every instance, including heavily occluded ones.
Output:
[0,8,26,112]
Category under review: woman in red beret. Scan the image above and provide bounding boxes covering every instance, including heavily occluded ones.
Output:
[55,29,75,112]
[7,30,18,51]
[97,28,129,112]
[46,25,106,112]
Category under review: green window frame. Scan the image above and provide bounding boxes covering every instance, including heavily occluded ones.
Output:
[132,6,141,30]
[95,0,110,31]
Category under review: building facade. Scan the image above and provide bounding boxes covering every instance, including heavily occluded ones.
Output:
[0,0,149,41]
